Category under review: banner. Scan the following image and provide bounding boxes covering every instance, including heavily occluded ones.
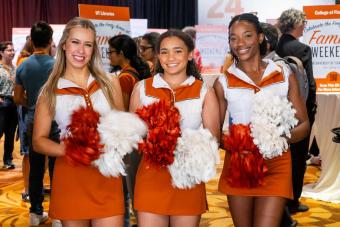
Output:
[195,25,229,74]
[198,0,334,26]
[303,5,340,93]
[79,4,130,72]
[12,25,65,64]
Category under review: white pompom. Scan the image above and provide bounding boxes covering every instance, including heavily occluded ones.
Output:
[93,110,147,177]
[168,128,219,189]
[251,90,298,159]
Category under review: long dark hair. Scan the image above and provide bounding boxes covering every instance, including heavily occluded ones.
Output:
[108,34,150,80]
[155,29,201,80]
[228,13,267,61]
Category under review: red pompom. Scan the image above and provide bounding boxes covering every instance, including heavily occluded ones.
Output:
[62,106,103,166]
[136,100,181,168]
[222,124,268,188]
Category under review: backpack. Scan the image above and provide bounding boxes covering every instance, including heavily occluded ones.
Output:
[274,56,309,102]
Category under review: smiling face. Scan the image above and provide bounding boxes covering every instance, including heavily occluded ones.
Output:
[158,36,193,77]
[63,27,94,70]
[229,20,264,62]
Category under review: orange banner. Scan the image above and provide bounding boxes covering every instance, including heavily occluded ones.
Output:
[315,72,340,93]
[304,5,340,20]
[79,4,130,21]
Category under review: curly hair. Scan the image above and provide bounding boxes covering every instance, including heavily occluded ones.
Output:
[278,8,306,34]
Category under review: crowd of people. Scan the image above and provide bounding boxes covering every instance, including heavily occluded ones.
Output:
[0,7,319,227]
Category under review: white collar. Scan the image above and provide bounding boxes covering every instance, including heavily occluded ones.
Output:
[152,73,196,89]
[227,59,282,86]
[58,74,95,89]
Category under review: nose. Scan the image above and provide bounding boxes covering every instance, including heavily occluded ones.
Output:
[168,51,175,60]
[78,43,85,53]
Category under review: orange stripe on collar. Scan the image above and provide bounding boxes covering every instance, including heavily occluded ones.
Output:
[55,80,100,109]
[145,77,203,105]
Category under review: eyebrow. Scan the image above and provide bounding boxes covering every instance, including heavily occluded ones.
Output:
[160,46,184,50]
[71,38,94,45]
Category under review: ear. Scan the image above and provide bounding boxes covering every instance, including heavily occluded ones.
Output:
[62,44,66,51]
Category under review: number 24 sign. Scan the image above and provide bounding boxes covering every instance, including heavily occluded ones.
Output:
[208,0,244,18]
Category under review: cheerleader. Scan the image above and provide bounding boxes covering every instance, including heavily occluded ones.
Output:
[129,29,220,227]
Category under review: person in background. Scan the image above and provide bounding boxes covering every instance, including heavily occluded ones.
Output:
[214,13,309,227]
[108,34,150,227]
[15,36,34,203]
[182,26,203,72]
[14,21,58,226]
[32,17,125,226]
[16,36,34,65]
[129,29,220,227]
[276,8,317,214]
[0,41,17,170]
[139,32,160,75]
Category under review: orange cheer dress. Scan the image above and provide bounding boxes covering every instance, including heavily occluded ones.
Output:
[217,60,293,199]
[49,76,124,220]
[134,74,209,215]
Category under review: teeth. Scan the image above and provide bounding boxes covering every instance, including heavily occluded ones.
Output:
[167,63,178,67]
[239,48,250,54]
[73,55,85,61]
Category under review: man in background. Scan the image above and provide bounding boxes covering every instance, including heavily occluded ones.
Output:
[14,21,59,226]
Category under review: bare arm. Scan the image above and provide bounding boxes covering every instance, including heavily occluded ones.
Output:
[33,95,65,156]
[13,84,27,106]
[129,82,142,113]
[213,79,227,130]
[202,87,221,139]
[111,76,125,111]
[287,73,310,143]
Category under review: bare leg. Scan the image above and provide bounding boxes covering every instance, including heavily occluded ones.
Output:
[62,219,90,227]
[138,211,169,227]
[92,215,124,227]
[227,195,254,227]
[22,155,29,194]
[253,196,286,227]
[170,215,201,227]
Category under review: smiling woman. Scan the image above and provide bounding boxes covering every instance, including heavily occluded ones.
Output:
[214,13,310,227]
[129,29,220,227]
[32,17,125,226]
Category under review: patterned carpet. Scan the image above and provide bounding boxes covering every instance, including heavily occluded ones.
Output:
[1,141,339,226]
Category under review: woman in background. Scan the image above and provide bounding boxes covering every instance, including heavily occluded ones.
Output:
[139,32,160,75]
[108,34,150,227]
[0,41,17,170]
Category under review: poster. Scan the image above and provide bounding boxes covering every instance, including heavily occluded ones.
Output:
[79,4,130,72]
[198,0,334,26]
[195,25,229,74]
[12,25,65,64]
[303,5,340,93]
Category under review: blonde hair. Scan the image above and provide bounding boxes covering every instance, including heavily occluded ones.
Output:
[278,8,306,34]
[41,17,120,114]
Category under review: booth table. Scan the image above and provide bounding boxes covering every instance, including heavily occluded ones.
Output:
[302,94,340,203]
